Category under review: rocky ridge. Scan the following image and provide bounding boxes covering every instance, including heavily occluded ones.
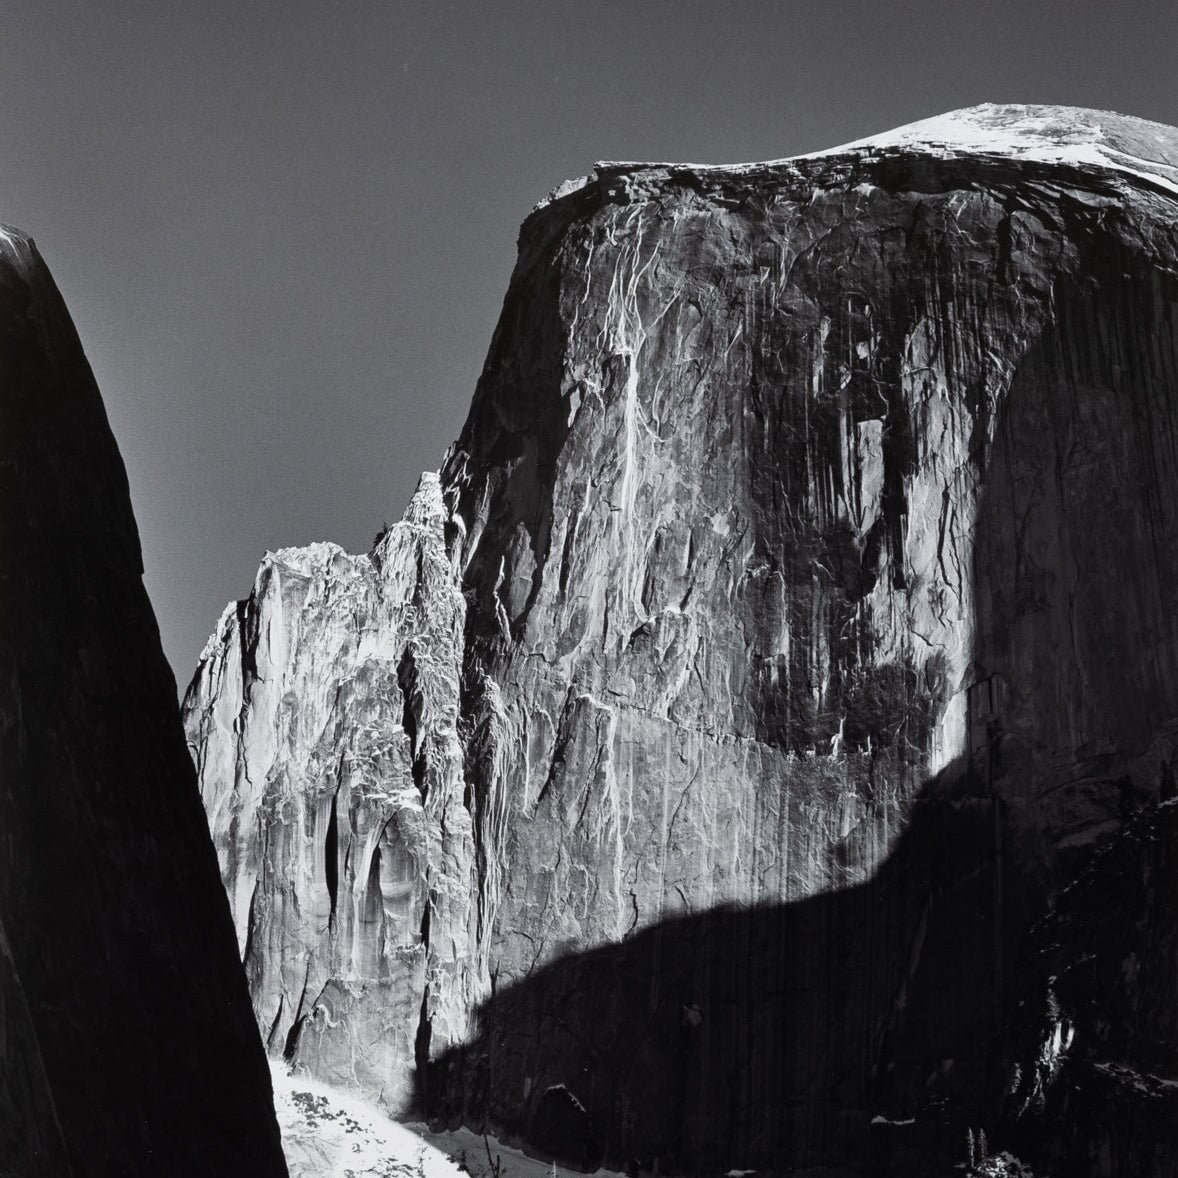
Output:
[184,105,1178,1175]
[0,229,288,1174]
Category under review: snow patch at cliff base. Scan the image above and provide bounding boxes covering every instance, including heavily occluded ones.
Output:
[272,1062,625,1178]
[273,1063,462,1177]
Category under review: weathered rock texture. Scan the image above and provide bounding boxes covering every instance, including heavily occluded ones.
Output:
[0,228,288,1176]
[189,481,473,1114]
[184,105,1178,1176]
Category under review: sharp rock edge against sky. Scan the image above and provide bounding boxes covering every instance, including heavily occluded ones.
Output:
[1,1,1175,685]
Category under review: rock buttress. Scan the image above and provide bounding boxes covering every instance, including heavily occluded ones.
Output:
[185,476,475,1112]
[0,229,288,1176]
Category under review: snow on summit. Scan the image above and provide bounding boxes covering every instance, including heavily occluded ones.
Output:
[814,102,1178,194]
[551,104,1178,209]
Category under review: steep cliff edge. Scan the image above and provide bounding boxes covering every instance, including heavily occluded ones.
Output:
[0,229,288,1175]
[184,105,1178,1176]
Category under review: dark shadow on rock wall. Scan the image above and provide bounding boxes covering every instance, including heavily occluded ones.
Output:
[422,754,1024,1176]
[421,213,1178,1177]
[420,775,1177,1178]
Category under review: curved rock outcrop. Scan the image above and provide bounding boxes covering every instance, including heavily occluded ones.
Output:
[184,105,1178,1176]
[0,228,288,1176]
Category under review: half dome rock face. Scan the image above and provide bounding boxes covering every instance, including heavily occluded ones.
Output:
[184,105,1178,1176]
[0,230,288,1176]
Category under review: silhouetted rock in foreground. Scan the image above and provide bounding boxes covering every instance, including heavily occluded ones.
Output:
[186,105,1178,1175]
[0,229,288,1176]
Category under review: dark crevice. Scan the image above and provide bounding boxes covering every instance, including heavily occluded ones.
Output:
[414,984,433,1111]
[325,789,339,929]
[398,647,428,800]
[241,878,260,969]
[414,900,434,1110]
[517,508,554,635]
[557,510,579,597]
[235,596,259,685]
[282,966,313,1063]
[265,995,285,1054]
[282,1013,306,1063]
[366,842,382,911]
[397,649,419,753]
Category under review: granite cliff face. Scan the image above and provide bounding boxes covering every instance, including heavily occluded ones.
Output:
[0,229,289,1176]
[188,478,474,1113]
[184,105,1178,1176]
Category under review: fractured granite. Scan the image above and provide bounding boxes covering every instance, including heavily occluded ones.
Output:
[185,105,1178,1176]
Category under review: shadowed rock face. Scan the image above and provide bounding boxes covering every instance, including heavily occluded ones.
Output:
[184,105,1178,1175]
[0,230,288,1177]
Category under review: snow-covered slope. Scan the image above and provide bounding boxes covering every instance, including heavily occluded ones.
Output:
[815,103,1178,194]
[544,103,1178,206]
[273,1064,624,1178]
[273,1064,464,1178]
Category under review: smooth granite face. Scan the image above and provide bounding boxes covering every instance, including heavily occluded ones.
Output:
[185,106,1178,1176]
[0,230,289,1177]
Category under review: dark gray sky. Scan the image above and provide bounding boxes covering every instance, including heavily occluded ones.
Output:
[2,1,1175,686]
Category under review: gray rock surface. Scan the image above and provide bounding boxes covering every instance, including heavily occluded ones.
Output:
[185,105,1178,1175]
[189,478,474,1111]
[0,228,288,1176]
